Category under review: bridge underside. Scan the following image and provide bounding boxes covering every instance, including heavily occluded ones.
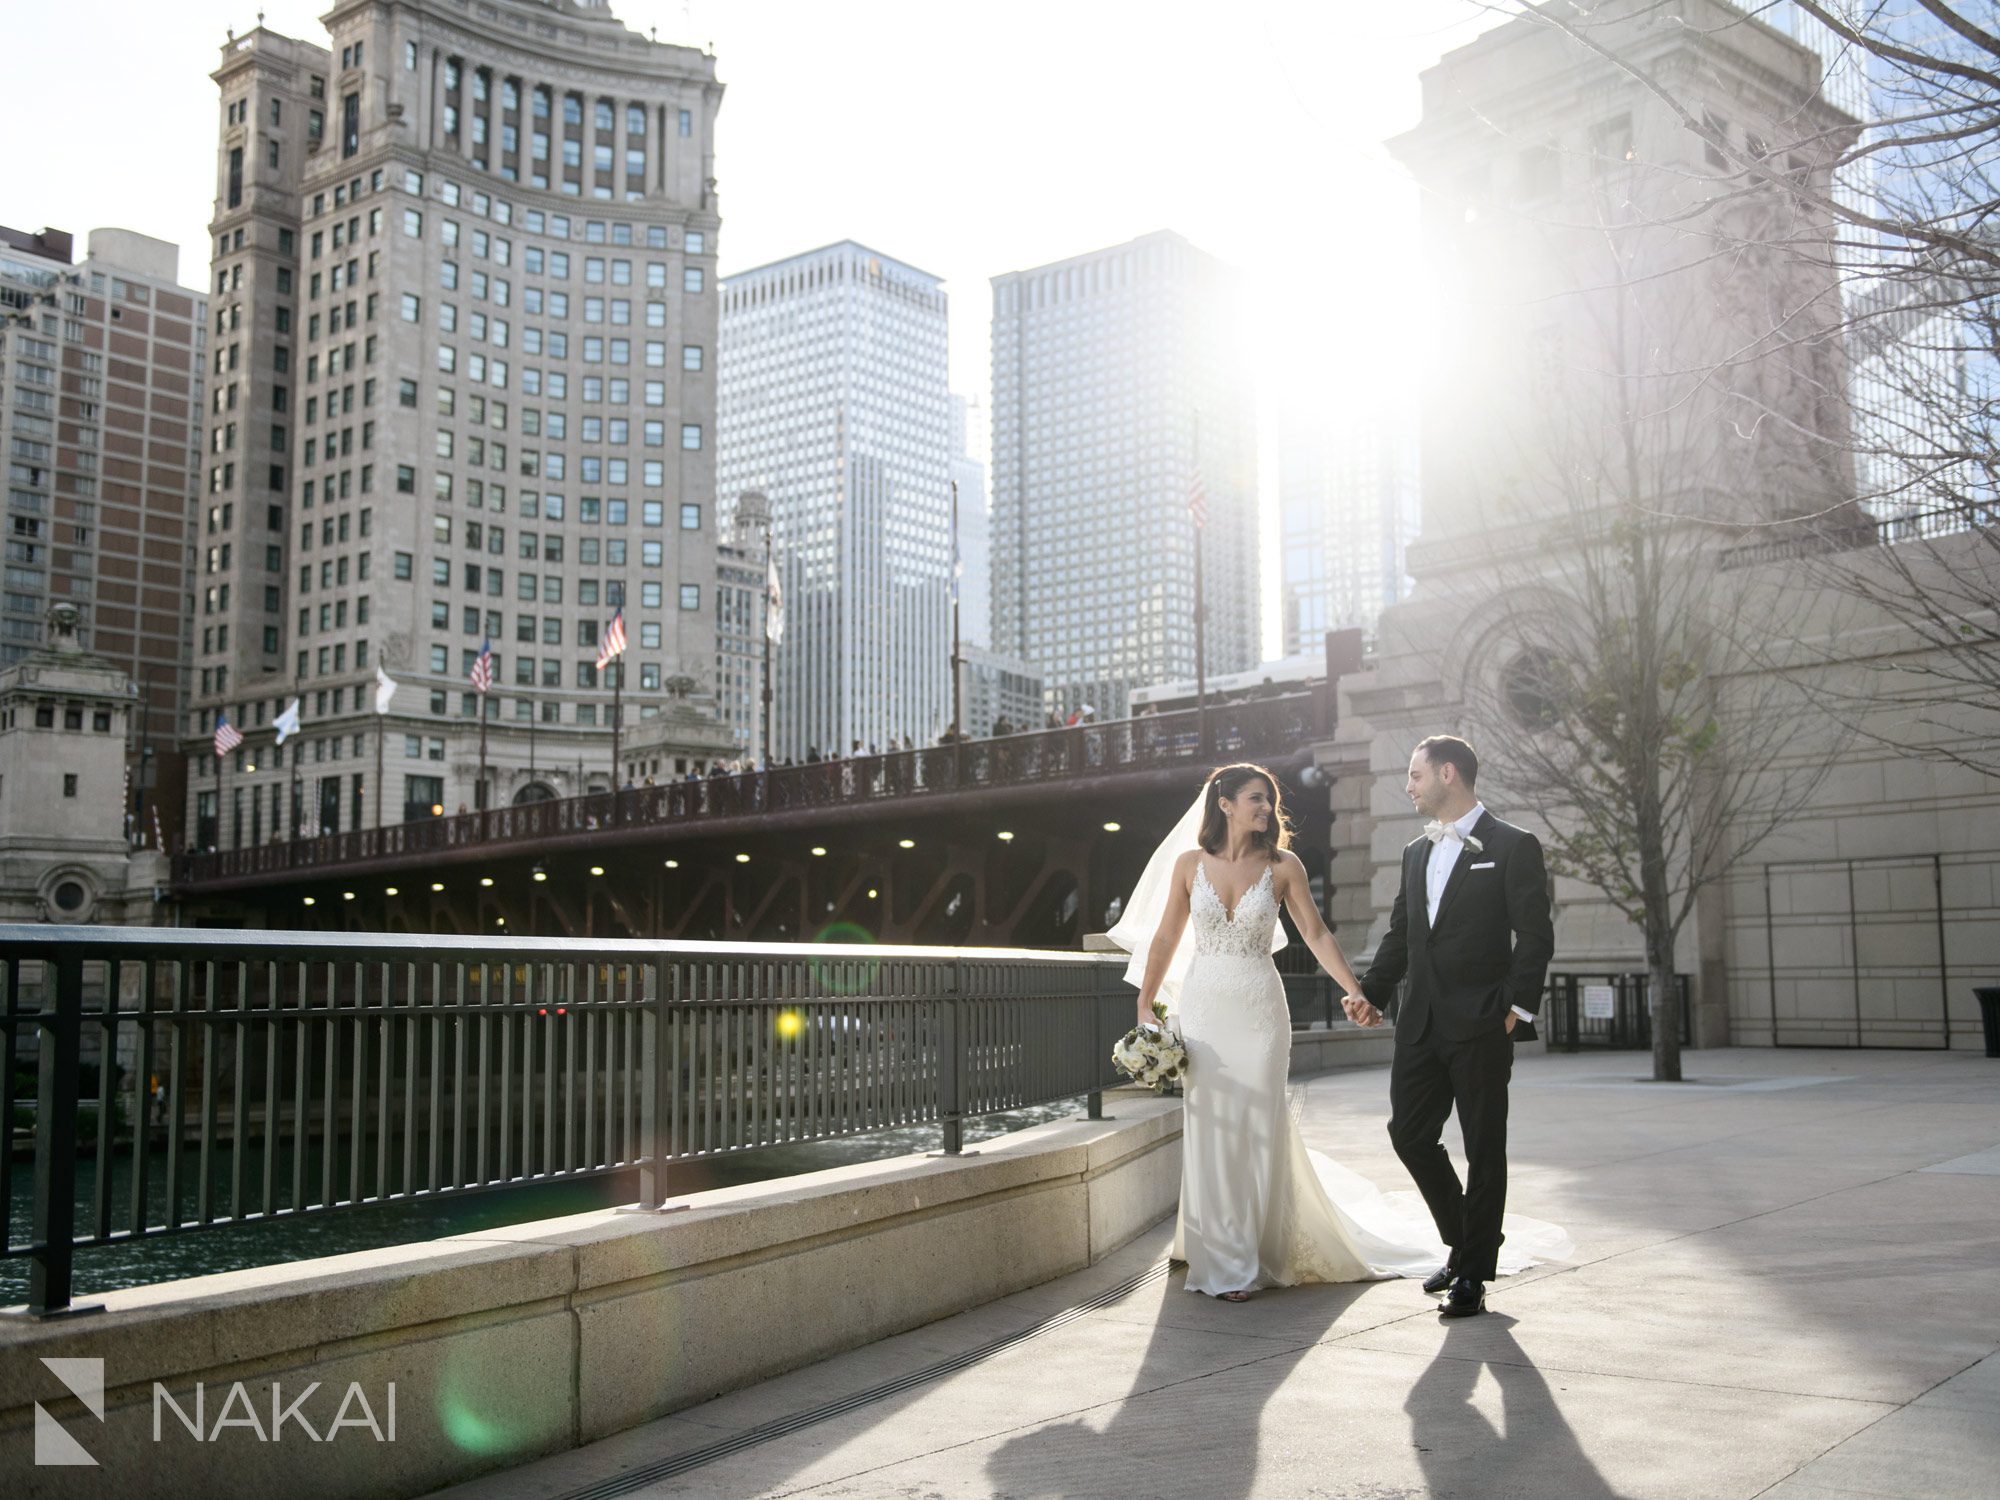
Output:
[184,756,1332,949]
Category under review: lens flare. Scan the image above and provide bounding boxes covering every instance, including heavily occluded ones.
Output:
[810,920,879,995]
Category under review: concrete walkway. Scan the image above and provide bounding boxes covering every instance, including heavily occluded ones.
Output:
[427,1047,2000,1500]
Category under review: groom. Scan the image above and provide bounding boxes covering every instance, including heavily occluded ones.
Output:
[1346,735,1553,1317]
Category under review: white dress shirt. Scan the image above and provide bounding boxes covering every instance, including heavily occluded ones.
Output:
[1425,802,1536,1025]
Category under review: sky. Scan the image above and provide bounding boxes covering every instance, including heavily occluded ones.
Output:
[0,0,1511,658]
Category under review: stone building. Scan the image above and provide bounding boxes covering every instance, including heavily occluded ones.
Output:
[1,224,205,849]
[185,0,726,843]
[0,606,169,923]
[1322,0,1999,1050]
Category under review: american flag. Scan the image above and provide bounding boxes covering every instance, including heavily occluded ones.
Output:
[470,636,493,694]
[1186,468,1208,531]
[596,609,627,670]
[213,712,243,758]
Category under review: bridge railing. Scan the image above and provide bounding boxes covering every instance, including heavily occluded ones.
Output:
[0,925,1131,1317]
[171,692,1327,888]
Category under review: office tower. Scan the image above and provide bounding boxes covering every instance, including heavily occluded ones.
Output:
[1277,401,1418,651]
[990,230,1257,720]
[1,225,205,843]
[190,1,721,848]
[717,241,952,760]
[949,392,990,650]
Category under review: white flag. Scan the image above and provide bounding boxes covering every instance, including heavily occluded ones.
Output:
[374,664,397,715]
[274,698,302,745]
[765,555,785,645]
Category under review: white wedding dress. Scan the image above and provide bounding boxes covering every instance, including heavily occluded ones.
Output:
[1169,858,1572,1296]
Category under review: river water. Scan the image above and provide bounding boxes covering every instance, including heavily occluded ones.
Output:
[2,1098,1086,1307]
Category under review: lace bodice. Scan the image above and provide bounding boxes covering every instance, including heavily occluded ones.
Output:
[1189,860,1280,958]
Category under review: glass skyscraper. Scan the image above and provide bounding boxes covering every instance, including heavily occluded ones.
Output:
[717,241,952,759]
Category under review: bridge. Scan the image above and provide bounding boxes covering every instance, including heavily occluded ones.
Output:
[171,692,1333,946]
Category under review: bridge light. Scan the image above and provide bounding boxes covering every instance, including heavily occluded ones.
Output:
[385,886,398,896]
[810,846,827,857]
[431,881,445,892]
[302,896,315,906]
[996,830,1015,842]
[897,839,915,849]
[431,803,444,817]
[342,891,355,901]
[479,877,494,887]
[495,916,506,927]
[1102,821,1121,832]
[590,865,605,876]
[663,859,679,869]
[866,887,878,899]
[734,853,750,863]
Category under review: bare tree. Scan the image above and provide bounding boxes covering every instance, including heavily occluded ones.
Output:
[1436,234,1840,1082]
[1478,0,2000,773]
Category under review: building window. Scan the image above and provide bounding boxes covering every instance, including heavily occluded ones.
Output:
[686,230,704,255]
[678,109,691,137]
[680,503,700,529]
[228,148,243,209]
[682,344,702,371]
[683,267,702,293]
[680,423,701,450]
[393,551,413,579]
[679,584,700,610]
[342,93,360,158]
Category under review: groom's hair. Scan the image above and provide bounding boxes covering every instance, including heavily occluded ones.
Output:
[1416,734,1478,788]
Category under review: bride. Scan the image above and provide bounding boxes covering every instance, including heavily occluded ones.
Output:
[1107,763,1568,1302]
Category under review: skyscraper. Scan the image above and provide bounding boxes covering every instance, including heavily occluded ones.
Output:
[717,241,952,760]
[949,392,990,650]
[188,1,722,848]
[1,225,205,843]
[990,231,1257,720]
[1277,400,1418,652]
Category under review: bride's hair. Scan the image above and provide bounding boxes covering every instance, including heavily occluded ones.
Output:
[1197,763,1293,860]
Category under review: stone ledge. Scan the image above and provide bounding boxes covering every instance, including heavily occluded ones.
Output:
[0,1090,1184,1499]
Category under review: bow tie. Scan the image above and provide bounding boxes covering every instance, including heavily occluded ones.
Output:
[1423,820,1482,854]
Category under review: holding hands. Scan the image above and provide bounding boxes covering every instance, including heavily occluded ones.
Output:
[1342,993,1387,1029]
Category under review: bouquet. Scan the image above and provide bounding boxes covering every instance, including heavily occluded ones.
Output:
[1112,997,1187,1093]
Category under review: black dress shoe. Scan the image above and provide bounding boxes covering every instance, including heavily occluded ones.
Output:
[1422,1264,1457,1295]
[1439,1276,1486,1317]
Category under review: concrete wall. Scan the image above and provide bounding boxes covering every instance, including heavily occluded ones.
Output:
[0,1090,1184,1498]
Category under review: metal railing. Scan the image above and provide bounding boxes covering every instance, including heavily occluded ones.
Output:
[0,925,1131,1317]
[172,692,1327,890]
[1541,972,1691,1052]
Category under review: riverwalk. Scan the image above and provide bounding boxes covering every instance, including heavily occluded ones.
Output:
[427,1046,1999,1500]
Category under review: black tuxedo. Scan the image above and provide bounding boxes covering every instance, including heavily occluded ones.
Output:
[1360,809,1553,1282]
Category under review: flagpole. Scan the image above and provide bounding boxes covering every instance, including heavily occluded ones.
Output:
[477,697,489,814]
[1192,411,1208,756]
[610,660,623,818]
[217,743,229,853]
[950,479,962,744]
[761,524,774,770]
[375,715,386,831]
